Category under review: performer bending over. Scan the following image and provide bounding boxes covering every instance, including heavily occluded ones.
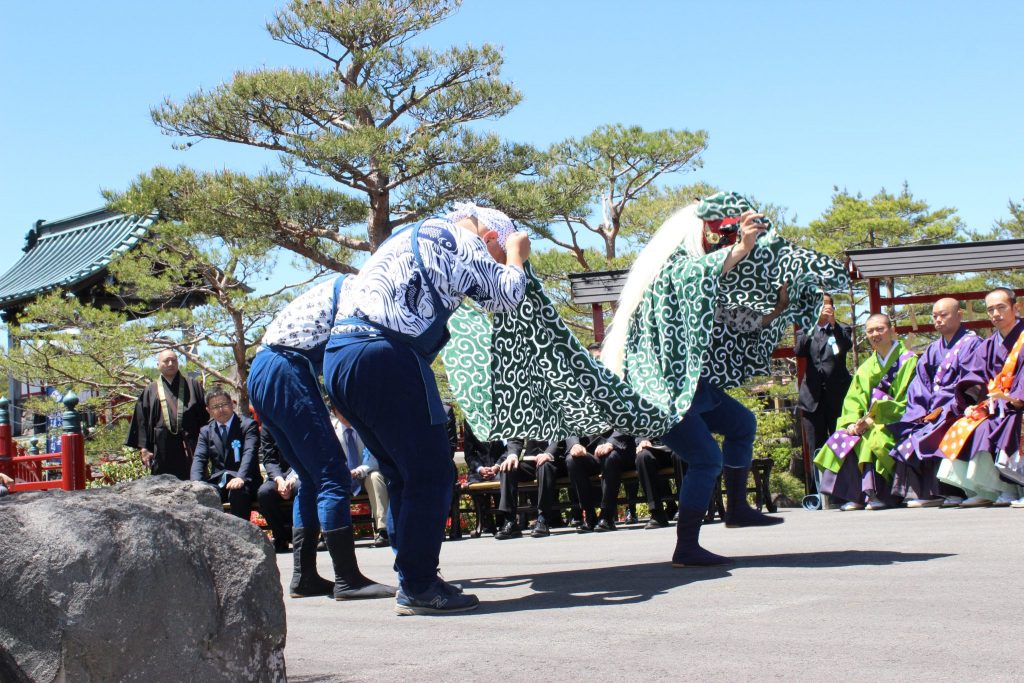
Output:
[324,203,530,615]
[248,276,394,601]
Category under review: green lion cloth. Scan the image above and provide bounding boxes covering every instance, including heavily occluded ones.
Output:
[622,227,849,417]
[444,264,678,442]
[813,341,918,480]
[446,191,848,442]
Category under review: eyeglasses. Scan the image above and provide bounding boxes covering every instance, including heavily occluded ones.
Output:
[207,402,233,411]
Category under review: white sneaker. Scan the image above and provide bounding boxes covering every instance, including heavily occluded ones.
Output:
[941,496,964,508]
[960,496,994,508]
[1011,497,1024,509]
[994,492,1016,507]
[906,498,942,508]
[866,498,888,511]
[839,502,864,511]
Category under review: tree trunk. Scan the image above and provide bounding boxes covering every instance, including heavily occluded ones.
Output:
[367,174,391,250]
[230,311,250,413]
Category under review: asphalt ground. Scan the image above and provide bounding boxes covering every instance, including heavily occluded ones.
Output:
[281,506,1024,682]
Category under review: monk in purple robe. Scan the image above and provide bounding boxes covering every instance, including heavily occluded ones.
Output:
[938,288,1024,507]
[887,298,979,506]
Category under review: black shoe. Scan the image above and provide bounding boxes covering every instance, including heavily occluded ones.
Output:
[624,509,639,525]
[495,520,522,540]
[723,467,785,528]
[568,516,583,528]
[372,529,390,548]
[645,511,669,529]
[665,500,679,520]
[594,518,617,532]
[323,527,397,600]
[531,519,550,537]
[576,519,595,533]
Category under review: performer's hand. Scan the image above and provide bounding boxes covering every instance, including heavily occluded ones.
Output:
[0,473,13,487]
[844,424,859,436]
[350,469,361,480]
[505,232,531,268]
[569,444,587,457]
[536,453,554,467]
[637,439,653,452]
[225,477,245,491]
[735,210,767,255]
[479,466,496,480]
[140,448,154,467]
[989,389,1011,402]
[498,454,518,472]
[594,443,613,457]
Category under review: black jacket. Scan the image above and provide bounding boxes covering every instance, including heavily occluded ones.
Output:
[190,415,262,488]
[795,323,853,413]
[259,427,291,482]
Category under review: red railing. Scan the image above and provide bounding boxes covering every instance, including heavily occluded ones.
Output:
[0,393,87,493]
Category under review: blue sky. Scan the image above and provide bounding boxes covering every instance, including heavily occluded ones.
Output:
[3,0,1023,285]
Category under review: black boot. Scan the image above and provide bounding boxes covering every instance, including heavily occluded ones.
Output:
[289,527,334,598]
[671,507,732,567]
[323,527,396,600]
[723,467,784,528]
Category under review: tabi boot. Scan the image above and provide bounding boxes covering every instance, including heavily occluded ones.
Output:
[723,466,784,528]
[323,526,397,600]
[289,527,334,598]
[672,507,732,567]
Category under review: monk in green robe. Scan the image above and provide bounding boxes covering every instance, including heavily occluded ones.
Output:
[814,314,918,510]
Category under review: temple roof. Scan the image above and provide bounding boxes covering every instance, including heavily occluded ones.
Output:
[846,238,1024,278]
[0,209,153,310]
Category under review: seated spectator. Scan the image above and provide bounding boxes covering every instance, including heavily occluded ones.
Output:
[0,471,12,497]
[887,298,978,507]
[814,315,917,511]
[463,421,504,484]
[566,429,636,532]
[256,427,298,553]
[190,388,262,521]
[939,288,1024,506]
[333,409,391,547]
[495,438,566,539]
[462,421,505,536]
[635,437,680,528]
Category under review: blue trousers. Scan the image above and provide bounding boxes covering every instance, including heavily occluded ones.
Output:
[247,349,352,531]
[323,336,454,595]
[661,380,756,511]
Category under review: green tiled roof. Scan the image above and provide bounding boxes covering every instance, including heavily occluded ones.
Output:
[0,208,153,308]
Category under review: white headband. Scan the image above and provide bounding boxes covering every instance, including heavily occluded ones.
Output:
[446,202,517,249]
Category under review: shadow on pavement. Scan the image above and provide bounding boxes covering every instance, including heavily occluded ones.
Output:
[457,550,954,615]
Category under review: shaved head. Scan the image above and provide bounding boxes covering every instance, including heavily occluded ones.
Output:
[932,298,962,340]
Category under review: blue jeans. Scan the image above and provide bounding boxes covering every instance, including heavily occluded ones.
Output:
[661,380,756,511]
[323,336,454,595]
[247,349,352,531]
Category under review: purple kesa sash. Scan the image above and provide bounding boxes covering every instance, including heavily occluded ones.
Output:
[827,350,915,460]
[932,331,976,393]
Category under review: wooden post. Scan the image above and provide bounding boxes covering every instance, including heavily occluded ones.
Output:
[592,303,605,343]
[0,397,11,477]
[61,391,85,491]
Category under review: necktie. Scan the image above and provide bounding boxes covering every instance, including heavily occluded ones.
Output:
[218,424,228,455]
[344,428,362,496]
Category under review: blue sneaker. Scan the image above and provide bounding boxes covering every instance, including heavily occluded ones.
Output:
[394,580,479,615]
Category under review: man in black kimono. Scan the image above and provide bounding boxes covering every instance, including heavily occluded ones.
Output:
[125,349,207,480]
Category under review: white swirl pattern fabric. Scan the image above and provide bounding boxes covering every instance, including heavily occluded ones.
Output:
[332,218,526,335]
[445,264,679,442]
[624,230,849,416]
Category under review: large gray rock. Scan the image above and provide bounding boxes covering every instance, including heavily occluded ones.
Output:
[0,475,287,682]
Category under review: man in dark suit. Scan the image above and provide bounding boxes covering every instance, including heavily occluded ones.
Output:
[256,427,296,552]
[190,388,262,521]
[566,429,637,532]
[796,293,853,459]
[494,438,567,539]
